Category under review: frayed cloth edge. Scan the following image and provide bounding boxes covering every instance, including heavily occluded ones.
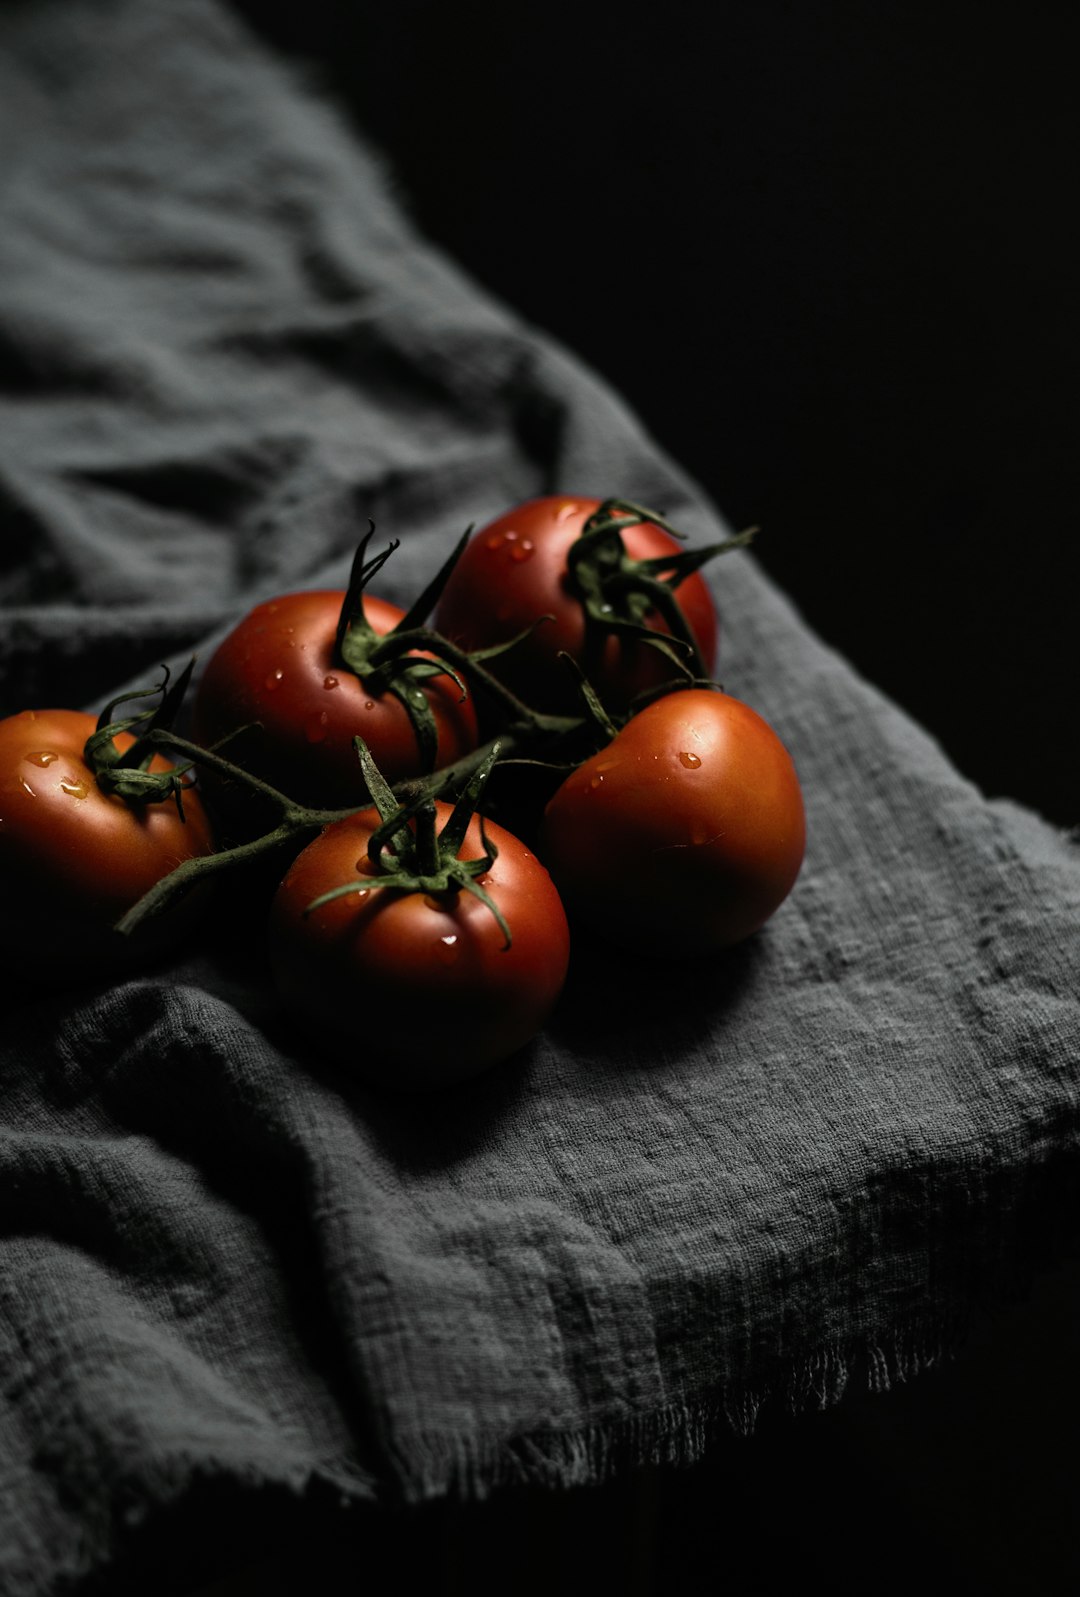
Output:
[382,1306,970,1506]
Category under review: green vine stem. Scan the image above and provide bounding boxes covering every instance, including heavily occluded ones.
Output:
[109,502,744,939]
[114,706,582,939]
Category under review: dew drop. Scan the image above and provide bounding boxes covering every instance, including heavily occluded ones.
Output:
[594,758,618,773]
[503,528,519,542]
[60,778,88,799]
[556,502,579,521]
[510,538,535,563]
[19,777,35,797]
[364,699,375,711]
[323,675,340,691]
[306,711,330,743]
[265,669,284,691]
[678,751,702,769]
[589,775,604,790]
[485,532,505,550]
[476,873,493,887]
[27,750,58,767]
[355,857,377,875]
[437,934,460,965]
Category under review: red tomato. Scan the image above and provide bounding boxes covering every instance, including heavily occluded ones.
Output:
[193,591,479,806]
[0,708,215,978]
[540,688,805,956]
[432,496,719,714]
[268,802,570,1090]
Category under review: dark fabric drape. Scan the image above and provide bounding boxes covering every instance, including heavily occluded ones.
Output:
[2,3,1078,1592]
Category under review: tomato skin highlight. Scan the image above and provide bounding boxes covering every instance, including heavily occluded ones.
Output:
[268,803,571,1091]
[0,708,215,978]
[540,689,805,957]
[432,496,719,714]
[193,590,479,806]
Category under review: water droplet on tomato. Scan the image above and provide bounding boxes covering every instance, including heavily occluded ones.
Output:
[60,778,88,799]
[589,775,604,789]
[323,675,340,690]
[265,669,284,691]
[556,502,578,521]
[364,699,375,711]
[510,538,535,563]
[476,872,492,886]
[19,777,35,797]
[503,528,519,542]
[306,711,330,743]
[27,750,58,767]
[678,751,702,769]
[437,934,460,964]
[485,532,506,550]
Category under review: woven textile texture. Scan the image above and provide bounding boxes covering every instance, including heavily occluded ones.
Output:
[1,2,1078,1592]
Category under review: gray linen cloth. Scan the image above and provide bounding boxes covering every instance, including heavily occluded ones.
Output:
[1,1,1078,1592]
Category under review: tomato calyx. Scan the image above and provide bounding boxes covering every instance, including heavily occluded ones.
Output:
[83,660,198,814]
[333,520,583,743]
[304,738,513,947]
[331,523,481,773]
[566,499,756,676]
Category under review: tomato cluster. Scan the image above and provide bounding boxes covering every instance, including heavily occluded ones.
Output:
[1,494,804,1091]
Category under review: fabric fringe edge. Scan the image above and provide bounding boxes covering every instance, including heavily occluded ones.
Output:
[382,1305,971,1506]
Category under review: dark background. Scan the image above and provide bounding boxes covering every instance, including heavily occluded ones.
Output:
[231,0,1078,829]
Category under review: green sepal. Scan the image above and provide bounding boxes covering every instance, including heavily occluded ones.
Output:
[304,737,513,946]
[563,498,755,679]
[387,676,439,773]
[332,523,482,775]
[84,660,198,814]
[394,523,474,632]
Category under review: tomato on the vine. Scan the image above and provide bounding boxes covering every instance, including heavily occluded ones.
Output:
[432,495,724,715]
[268,799,570,1091]
[540,688,805,957]
[0,708,215,978]
[193,589,479,807]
